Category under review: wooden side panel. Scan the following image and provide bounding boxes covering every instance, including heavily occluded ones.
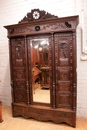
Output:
[10,38,28,103]
[54,33,73,108]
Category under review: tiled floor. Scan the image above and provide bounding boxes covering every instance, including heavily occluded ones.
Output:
[0,106,87,130]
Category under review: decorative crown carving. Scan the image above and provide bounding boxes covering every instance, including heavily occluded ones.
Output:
[19,9,58,23]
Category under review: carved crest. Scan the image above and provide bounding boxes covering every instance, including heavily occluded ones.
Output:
[19,9,58,23]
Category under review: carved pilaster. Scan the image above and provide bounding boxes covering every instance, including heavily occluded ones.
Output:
[51,33,56,108]
[27,37,33,103]
[72,32,76,111]
[26,81,29,105]
[24,36,30,105]
[73,83,76,111]
[9,39,14,103]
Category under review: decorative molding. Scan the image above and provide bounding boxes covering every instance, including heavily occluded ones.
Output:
[8,21,75,35]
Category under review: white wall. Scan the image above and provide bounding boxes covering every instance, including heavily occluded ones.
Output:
[0,0,87,118]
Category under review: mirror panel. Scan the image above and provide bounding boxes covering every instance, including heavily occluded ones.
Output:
[30,38,50,103]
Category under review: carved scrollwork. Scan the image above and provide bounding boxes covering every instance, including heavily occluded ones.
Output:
[8,22,74,35]
[65,22,71,28]
[8,28,14,34]
[18,9,58,23]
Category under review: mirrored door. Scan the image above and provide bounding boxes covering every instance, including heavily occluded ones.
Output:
[30,37,50,103]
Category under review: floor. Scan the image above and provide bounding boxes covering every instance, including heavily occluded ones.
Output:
[0,106,87,130]
[33,83,50,103]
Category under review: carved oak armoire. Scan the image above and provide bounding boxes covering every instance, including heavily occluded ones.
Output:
[4,9,79,127]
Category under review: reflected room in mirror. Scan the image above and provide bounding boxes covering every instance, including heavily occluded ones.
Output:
[30,38,50,103]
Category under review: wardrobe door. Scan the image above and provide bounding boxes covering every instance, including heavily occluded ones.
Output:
[27,35,52,104]
[54,33,74,108]
[10,37,28,104]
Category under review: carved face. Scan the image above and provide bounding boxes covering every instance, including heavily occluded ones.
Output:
[33,11,40,19]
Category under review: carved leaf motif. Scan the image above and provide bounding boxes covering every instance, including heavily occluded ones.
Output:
[8,22,73,35]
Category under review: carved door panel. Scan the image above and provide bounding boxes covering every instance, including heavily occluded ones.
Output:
[10,38,28,103]
[54,33,73,108]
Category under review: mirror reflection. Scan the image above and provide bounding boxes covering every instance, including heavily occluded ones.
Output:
[31,38,50,103]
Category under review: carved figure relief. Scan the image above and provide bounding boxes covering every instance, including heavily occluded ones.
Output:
[59,42,69,66]
[11,38,25,67]
[16,46,22,59]
[59,43,68,58]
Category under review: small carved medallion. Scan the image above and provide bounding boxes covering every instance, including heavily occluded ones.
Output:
[59,70,69,81]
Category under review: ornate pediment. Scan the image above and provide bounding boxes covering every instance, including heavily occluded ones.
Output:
[19,9,58,23]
